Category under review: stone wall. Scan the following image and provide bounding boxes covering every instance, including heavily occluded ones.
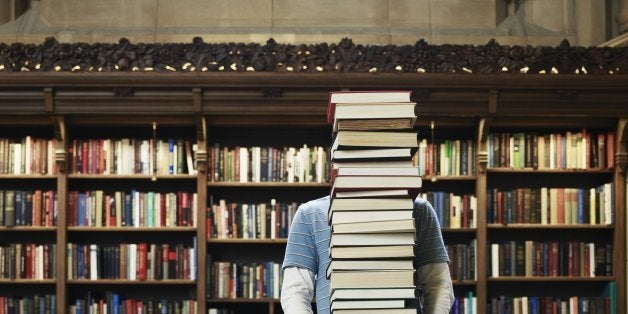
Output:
[0,0,614,47]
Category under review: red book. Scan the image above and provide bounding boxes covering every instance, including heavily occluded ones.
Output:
[46,191,54,226]
[33,190,42,226]
[168,250,177,279]
[326,90,413,123]
[82,140,89,174]
[557,189,565,224]
[606,132,615,168]
[138,243,148,281]
[160,194,166,227]
[584,243,591,277]
[206,207,213,239]
[516,188,524,223]
[25,244,32,279]
[43,245,49,278]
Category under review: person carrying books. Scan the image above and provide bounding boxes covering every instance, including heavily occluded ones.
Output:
[280,195,454,314]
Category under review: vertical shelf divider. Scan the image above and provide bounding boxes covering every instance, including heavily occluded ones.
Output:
[194,88,208,314]
[614,118,627,314]
[475,117,490,314]
[52,114,68,314]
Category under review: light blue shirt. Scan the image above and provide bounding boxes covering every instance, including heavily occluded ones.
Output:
[282,195,449,314]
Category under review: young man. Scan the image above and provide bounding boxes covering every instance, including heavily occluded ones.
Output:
[281,195,454,314]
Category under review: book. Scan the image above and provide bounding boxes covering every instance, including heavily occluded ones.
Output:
[326,260,414,278]
[332,219,415,234]
[331,102,417,132]
[332,309,417,314]
[330,210,413,225]
[329,245,415,259]
[331,299,406,311]
[330,197,414,212]
[336,118,416,132]
[331,175,422,197]
[335,166,420,177]
[332,160,414,169]
[329,270,415,290]
[332,148,415,161]
[334,189,411,199]
[330,233,415,247]
[330,287,417,301]
[332,131,418,150]
[327,91,413,123]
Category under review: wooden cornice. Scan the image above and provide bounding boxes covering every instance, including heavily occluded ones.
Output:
[0,37,627,75]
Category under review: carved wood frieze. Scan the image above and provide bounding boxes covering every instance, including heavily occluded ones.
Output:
[0,37,626,74]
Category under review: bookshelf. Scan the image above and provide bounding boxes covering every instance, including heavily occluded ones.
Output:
[0,70,625,313]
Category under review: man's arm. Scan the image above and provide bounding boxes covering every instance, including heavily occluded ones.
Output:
[280,266,315,314]
[417,262,454,314]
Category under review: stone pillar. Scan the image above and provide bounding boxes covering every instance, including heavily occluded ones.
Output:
[618,0,628,34]
[0,0,12,25]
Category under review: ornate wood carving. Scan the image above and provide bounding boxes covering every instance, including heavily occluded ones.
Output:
[52,116,67,173]
[1,37,626,74]
[476,118,490,174]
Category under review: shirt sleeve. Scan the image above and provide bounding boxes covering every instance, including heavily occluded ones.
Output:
[417,262,454,314]
[282,205,318,272]
[281,266,316,314]
[414,199,450,266]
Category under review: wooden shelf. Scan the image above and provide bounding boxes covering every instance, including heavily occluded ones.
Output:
[206,298,279,303]
[488,276,614,282]
[453,280,477,286]
[207,238,288,244]
[422,175,476,182]
[0,279,56,284]
[67,226,197,232]
[0,70,625,314]
[487,224,614,230]
[207,182,330,188]
[68,174,196,180]
[442,228,477,233]
[0,226,56,231]
[0,174,57,179]
[67,279,196,285]
[487,168,614,174]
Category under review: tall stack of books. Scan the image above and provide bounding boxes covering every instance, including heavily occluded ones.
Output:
[326,91,422,314]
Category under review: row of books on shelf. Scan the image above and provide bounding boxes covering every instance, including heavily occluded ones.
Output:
[67,242,196,281]
[68,191,197,227]
[452,292,476,314]
[71,293,196,314]
[206,258,282,300]
[420,192,477,229]
[446,241,477,281]
[487,184,614,225]
[209,144,330,183]
[0,190,57,227]
[0,243,56,279]
[206,198,297,239]
[488,292,615,314]
[487,131,615,169]
[0,295,56,314]
[69,139,197,175]
[415,138,476,177]
[489,241,612,278]
[0,137,57,175]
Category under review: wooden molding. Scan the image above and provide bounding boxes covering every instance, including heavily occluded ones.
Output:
[1,37,627,75]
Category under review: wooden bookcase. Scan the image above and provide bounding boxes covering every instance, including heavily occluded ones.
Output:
[0,72,626,314]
